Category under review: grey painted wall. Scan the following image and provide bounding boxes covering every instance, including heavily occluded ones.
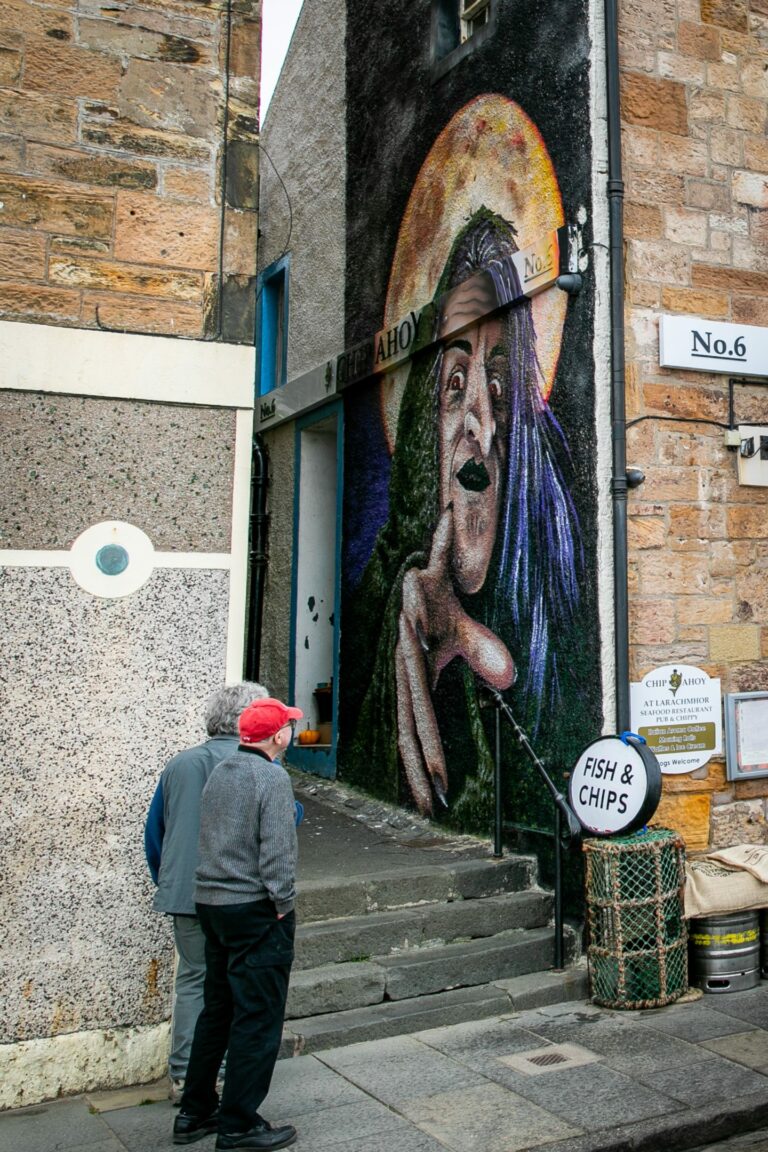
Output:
[258,0,346,702]
[258,0,346,381]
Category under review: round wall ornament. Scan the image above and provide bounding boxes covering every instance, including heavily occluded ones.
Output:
[69,521,155,598]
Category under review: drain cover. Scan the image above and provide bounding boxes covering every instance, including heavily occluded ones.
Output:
[498,1043,601,1076]
[527,1051,569,1067]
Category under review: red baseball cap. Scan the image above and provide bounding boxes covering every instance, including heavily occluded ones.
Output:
[239,697,303,745]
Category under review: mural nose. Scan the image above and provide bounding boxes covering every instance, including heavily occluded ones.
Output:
[464,408,495,457]
[464,410,481,441]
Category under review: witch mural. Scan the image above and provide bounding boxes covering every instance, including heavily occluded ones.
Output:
[340,97,592,831]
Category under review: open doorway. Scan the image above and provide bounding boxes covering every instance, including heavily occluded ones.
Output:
[289,402,342,775]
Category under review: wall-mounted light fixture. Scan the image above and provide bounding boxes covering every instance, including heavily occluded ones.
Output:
[556,272,583,295]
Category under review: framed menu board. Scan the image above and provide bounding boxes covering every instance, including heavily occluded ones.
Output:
[725,692,768,781]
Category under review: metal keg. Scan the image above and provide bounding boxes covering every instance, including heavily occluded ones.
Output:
[689,911,760,993]
[761,910,768,979]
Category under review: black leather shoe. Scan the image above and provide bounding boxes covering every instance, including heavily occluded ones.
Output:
[173,1109,220,1144]
[215,1118,297,1150]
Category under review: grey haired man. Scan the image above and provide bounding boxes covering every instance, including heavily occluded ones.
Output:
[144,681,268,1103]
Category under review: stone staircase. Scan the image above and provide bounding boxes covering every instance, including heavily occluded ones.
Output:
[280,854,587,1057]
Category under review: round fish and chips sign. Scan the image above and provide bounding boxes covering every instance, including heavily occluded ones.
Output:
[568,734,662,837]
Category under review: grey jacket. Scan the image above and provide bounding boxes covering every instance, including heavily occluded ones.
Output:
[150,735,239,915]
[195,746,298,916]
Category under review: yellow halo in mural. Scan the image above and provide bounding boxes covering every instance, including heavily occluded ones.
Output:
[381,94,567,451]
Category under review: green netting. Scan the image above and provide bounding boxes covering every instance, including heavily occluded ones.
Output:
[584,827,688,1009]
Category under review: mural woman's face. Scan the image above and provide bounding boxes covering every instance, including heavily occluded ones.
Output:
[438,310,509,595]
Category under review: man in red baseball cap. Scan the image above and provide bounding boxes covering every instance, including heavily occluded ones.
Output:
[173,697,302,1151]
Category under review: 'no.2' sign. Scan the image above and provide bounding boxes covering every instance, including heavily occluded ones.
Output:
[568,735,662,837]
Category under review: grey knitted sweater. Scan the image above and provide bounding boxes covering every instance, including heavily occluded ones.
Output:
[194,745,298,916]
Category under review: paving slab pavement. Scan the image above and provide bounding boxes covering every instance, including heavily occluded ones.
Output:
[8,985,768,1152]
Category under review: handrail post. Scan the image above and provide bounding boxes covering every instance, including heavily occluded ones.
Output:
[494,703,503,858]
[480,684,581,969]
[554,805,564,969]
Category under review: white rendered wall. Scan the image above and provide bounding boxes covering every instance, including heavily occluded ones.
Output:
[590,0,616,733]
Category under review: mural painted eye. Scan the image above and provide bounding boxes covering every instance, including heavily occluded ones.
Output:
[488,370,506,402]
[446,366,466,394]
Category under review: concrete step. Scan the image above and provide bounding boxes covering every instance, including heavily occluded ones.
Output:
[295,854,537,922]
[282,961,588,1057]
[294,889,552,970]
[287,922,568,1017]
[287,960,386,1018]
[377,925,562,1000]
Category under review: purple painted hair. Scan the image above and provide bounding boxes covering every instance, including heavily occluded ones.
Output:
[434,209,582,729]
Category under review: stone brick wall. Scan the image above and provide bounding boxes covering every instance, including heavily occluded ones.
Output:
[0,0,260,342]
[622,0,768,850]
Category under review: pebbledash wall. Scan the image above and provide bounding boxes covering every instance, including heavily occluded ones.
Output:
[622,0,768,850]
[0,0,260,1109]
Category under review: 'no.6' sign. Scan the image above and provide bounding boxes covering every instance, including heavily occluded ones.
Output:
[568,734,662,837]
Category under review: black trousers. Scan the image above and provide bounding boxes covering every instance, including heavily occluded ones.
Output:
[180,899,295,1135]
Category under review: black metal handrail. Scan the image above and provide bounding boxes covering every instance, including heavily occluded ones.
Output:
[483,686,582,970]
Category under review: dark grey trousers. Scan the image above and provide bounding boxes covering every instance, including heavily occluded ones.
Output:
[180,899,295,1135]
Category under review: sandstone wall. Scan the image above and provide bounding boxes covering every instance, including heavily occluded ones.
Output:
[0,0,260,342]
[622,0,768,850]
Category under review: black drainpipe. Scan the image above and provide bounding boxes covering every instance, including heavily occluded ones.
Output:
[245,433,270,681]
[605,0,631,732]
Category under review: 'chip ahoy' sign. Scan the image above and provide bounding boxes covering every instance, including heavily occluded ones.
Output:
[660,314,768,378]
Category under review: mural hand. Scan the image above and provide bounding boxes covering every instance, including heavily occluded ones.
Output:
[411,508,458,684]
[395,630,446,817]
[394,514,456,815]
[395,506,515,815]
[420,509,515,691]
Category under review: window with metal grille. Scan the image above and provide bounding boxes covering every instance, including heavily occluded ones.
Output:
[431,0,495,73]
[461,0,490,41]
